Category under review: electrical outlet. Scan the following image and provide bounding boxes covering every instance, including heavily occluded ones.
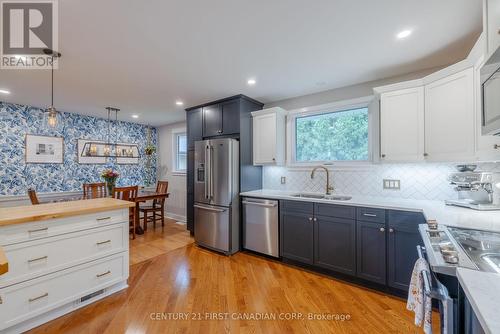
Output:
[383,179,400,190]
[280,176,286,184]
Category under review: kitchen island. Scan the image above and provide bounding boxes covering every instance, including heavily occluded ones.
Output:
[0,198,134,333]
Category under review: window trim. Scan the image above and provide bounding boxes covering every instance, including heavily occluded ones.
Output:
[286,96,375,168]
[172,129,187,175]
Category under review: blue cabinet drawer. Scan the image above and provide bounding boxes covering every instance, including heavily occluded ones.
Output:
[387,210,425,231]
[281,200,314,214]
[356,207,386,223]
[315,203,355,220]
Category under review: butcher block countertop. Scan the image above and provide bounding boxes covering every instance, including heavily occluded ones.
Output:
[0,198,134,227]
[0,246,7,275]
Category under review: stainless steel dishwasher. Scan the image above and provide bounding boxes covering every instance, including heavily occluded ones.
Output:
[242,198,279,258]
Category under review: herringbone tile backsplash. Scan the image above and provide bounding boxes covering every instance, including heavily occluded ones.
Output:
[263,163,500,201]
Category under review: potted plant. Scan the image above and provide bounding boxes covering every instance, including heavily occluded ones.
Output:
[101,169,119,196]
[144,144,156,156]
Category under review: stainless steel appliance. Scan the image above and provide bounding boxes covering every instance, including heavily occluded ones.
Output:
[194,138,240,255]
[445,171,500,210]
[242,198,279,258]
[481,46,500,135]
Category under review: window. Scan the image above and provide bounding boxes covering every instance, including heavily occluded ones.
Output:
[294,107,369,163]
[174,132,187,172]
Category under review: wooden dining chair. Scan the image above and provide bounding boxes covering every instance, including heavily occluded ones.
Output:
[113,186,139,239]
[139,181,169,231]
[82,182,107,199]
[27,188,40,205]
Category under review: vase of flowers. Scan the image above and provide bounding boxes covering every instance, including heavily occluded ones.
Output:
[101,169,119,197]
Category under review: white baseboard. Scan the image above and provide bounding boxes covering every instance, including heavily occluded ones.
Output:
[165,212,186,223]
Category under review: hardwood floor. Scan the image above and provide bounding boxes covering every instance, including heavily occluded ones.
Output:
[130,218,194,265]
[29,224,439,334]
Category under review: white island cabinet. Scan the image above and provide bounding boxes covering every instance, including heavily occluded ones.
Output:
[0,198,133,334]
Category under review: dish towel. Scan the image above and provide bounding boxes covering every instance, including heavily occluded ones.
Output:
[407,258,433,334]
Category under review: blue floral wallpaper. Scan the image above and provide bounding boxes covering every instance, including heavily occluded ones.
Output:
[0,101,157,196]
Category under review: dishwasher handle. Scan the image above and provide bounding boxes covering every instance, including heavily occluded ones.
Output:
[242,201,277,208]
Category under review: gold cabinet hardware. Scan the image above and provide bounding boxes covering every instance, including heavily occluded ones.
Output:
[96,240,111,246]
[29,292,48,302]
[28,227,48,233]
[28,256,48,263]
[96,217,111,221]
[96,270,111,278]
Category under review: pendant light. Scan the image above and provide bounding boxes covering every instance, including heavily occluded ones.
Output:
[81,107,140,159]
[42,48,62,131]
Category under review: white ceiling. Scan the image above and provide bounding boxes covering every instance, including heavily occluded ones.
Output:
[0,0,482,126]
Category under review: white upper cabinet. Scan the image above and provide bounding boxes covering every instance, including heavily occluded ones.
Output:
[424,68,475,161]
[380,87,425,162]
[252,107,286,165]
[486,0,500,56]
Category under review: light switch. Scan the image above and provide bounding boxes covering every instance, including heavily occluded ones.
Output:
[383,179,400,190]
[280,176,286,184]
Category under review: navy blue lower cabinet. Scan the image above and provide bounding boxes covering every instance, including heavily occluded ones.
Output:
[387,210,425,291]
[356,221,387,285]
[314,215,356,275]
[281,211,314,264]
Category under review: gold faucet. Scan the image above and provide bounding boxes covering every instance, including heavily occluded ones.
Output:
[311,165,334,195]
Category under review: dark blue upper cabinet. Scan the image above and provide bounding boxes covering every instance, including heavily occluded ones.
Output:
[187,108,203,150]
[203,104,222,137]
[221,100,240,135]
[387,210,425,291]
[356,220,387,285]
[314,215,356,275]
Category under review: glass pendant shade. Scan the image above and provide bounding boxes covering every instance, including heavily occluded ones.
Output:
[43,106,62,131]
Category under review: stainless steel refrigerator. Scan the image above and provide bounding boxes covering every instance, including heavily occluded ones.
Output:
[194,138,240,254]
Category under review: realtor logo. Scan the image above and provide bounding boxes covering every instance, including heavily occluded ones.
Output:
[1,0,58,69]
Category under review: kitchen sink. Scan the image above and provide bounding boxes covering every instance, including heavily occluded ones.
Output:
[290,193,352,201]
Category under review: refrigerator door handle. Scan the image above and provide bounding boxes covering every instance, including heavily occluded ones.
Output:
[194,204,227,213]
[209,145,214,199]
[204,145,209,199]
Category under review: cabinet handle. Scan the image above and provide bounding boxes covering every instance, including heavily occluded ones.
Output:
[28,227,48,233]
[272,158,276,161]
[389,228,394,233]
[29,292,48,302]
[423,153,429,157]
[381,154,386,158]
[96,240,111,246]
[96,270,111,278]
[96,216,111,221]
[28,255,48,263]
[308,217,313,222]
[217,130,222,134]
[494,144,499,150]
[363,213,377,217]
[313,217,317,222]
[380,227,385,232]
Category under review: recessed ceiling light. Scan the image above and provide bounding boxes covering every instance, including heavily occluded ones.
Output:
[396,29,412,39]
[175,101,184,106]
[131,114,139,119]
[247,79,256,86]
[0,89,10,95]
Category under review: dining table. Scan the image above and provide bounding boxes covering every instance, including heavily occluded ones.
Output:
[34,190,169,238]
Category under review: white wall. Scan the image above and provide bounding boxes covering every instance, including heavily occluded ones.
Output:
[157,122,187,222]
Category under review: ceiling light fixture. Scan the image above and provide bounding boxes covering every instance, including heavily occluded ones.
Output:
[42,48,62,131]
[131,114,139,119]
[0,89,10,94]
[247,79,256,86]
[175,101,184,106]
[396,29,412,39]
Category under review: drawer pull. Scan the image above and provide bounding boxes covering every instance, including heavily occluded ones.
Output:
[29,292,48,302]
[28,256,48,263]
[96,270,111,278]
[96,240,111,246]
[363,213,377,217]
[96,217,112,221]
[28,227,48,233]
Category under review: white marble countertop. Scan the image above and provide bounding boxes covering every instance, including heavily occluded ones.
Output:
[240,189,500,232]
[457,268,500,334]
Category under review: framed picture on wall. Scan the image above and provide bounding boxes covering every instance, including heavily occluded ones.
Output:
[77,139,107,164]
[25,134,64,164]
